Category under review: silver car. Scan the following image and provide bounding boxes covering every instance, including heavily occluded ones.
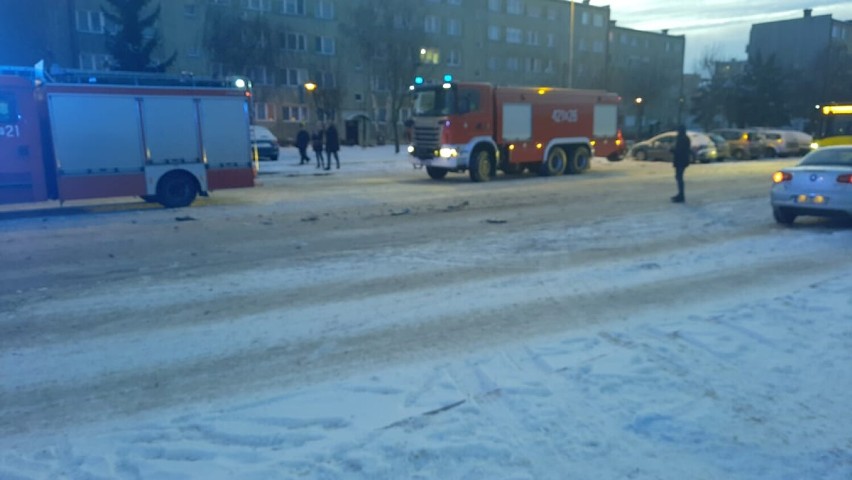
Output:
[770,146,852,224]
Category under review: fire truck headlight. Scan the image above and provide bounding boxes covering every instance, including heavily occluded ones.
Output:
[407,145,415,154]
[439,147,458,158]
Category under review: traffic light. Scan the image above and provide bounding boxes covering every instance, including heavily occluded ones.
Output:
[414,76,424,85]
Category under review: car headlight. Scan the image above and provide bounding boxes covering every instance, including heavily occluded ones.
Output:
[810,141,819,150]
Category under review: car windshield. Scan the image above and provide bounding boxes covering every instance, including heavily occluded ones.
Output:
[799,148,852,166]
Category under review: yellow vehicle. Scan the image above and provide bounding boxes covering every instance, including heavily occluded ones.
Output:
[811,103,852,148]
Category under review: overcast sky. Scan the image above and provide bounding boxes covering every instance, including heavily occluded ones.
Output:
[597,1,852,73]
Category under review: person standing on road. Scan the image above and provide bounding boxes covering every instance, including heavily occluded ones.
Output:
[295,124,311,165]
[325,122,340,170]
[311,122,325,169]
[671,125,691,203]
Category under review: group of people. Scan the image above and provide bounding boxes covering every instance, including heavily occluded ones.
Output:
[295,122,340,170]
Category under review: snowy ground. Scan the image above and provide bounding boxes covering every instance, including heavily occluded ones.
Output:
[1,146,851,479]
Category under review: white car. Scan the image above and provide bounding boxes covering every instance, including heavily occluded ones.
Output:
[250,125,280,161]
[770,146,852,224]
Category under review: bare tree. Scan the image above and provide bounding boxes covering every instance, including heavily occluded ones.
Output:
[341,0,426,152]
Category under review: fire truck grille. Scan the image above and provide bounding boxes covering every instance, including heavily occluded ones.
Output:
[414,125,441,149]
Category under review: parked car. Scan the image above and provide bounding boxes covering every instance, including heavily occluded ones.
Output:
[770,145,852,224]
[708,133,731,160]
[250,125,280,161]
[710,128,762,160]
[629,131,718,163]
[755,128,812,158]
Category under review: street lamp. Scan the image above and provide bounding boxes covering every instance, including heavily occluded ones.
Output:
[304,82,318,122]
[635,97,644,140]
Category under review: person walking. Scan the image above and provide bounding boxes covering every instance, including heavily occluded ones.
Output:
[295,123,311,165]
[671,125,691,203]
[325,122,340,170]
[311,122,325,169]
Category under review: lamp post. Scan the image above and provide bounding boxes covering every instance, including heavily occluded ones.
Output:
[635,97,644,140]
[304,81,318,122]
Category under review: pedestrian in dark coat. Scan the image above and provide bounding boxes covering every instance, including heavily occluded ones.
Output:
[671,125,691,203]
[325,123,340,170]
[311,122,325,169]
[295,124,311,165]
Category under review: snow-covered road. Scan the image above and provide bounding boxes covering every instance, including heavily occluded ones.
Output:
[1,148,850,479]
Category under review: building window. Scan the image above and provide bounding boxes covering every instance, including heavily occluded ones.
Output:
[283,32,307,51]
[76,10,104,34]
[315,36,335,55]
[317,71,336,88]
[593,40,605,53]
[316,0,334,19]
[282,0,305,15]
[447,50,461,66]
[581,11,590,25]
[487,57,499,71]
[78,53,110,70]
[526,31,539,46]
[488,0,500,12]
[447,0,461,5]
[447,18,461,36]
[211,0,230,4]
[283,68,307,87]
[247,66,273,86]
[254,103,276,122]
[506,57,519,71]
[371,75,390,92]
[420,47,440,65]
[506,0,522,15]
[544,60,554,73]
[488,25,501,41]
[506,27,522,44]
[546,33,555,47]
[282,105,308,122]
[528,5,541,17]
[424,15,440,34]
[246,0,271,11]
[594,13,604,27]
[546,6,557,20]
[187,46,201,58]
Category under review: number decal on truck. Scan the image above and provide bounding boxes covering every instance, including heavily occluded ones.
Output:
[552,109,579,123]
[0,124,21,138]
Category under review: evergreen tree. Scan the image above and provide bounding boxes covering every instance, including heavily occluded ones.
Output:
[102,0,175,72]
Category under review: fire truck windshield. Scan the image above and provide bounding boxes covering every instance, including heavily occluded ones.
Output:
[412,87,456,116]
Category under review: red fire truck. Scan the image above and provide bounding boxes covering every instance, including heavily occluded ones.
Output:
[0,63,256,208]
[407,81,624,181]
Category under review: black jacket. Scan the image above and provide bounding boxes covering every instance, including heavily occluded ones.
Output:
[673,130,691,168]
[295,129,310,149]
[325,124,340,153]
[311,130,324,152]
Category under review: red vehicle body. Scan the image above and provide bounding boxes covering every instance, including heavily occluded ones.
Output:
[0,64,256,208]
[407,81,624,181]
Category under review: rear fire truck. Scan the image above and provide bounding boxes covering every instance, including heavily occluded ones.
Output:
[407,81,624,181]
[0,62,256,208]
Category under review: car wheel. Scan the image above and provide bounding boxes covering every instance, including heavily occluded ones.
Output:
[634,149,647,161]
[426,166,448,180]
[764,148,777,158]
[773,207,796,225]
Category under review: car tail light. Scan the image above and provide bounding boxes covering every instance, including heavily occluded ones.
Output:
[837,173,852,184]
[772,171,792,183]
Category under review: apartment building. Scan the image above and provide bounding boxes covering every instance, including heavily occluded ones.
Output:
[748,9,852,104]
[2,0,686,145]
[607,23,686,138]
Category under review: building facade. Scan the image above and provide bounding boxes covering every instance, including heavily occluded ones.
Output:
[3,0,687,145]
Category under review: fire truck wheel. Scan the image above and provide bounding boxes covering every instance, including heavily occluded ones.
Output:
[469,148,494,182]
[156,171,199,208]
[567,146,591,174]
[541,147,567,176]
[426,166,449,180]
